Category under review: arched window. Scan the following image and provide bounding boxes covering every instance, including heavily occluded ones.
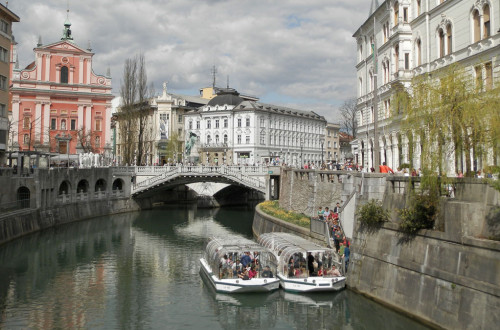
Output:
[359,77,363,96]
[483,5,490,38]
[473,10,481,43]
[394,2,399,25]
[60,66,68,84]
[95,179,106,192]
[77,180,89,193]
[438,28,445,57]
[59,181,70,195]
[223,134,228,144]
[369,71,374,91]
[215,134,219,144]
[359,44,363,62]
[446,24,452,54]
[112,178,124,191]
[17,186,30,208]
[207,135,211,144]
[394,45,400,72]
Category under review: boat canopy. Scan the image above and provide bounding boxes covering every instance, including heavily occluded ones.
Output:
[204,236,278,280]
[258,232,342,279]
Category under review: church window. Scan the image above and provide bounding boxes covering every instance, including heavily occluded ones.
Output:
[51,118,56,130]
[60,66,69,84]
[95,119,101,131]
[71,119,76,130]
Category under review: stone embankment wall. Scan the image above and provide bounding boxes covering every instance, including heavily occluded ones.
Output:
[277,169,500,329]
[0,167,138,245]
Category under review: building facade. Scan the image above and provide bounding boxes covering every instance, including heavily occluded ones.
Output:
[324,123,340,164]
[10,19,113,156]
[0,4,18,165]
[353,0,499,173]
[184,88,326,166]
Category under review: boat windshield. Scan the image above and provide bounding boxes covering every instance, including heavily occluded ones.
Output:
[258,233,342,278]
[204,237,278,280]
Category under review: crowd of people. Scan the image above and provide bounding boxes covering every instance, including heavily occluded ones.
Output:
[284,251,342,278]
[315,202,350,272]
[218,251,274,280]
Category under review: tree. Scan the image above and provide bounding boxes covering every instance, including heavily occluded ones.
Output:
[165,132,181,163]
[118,53,153,165]
[394,63,500,177]
[77,128,97,153]
[339,98,357,138]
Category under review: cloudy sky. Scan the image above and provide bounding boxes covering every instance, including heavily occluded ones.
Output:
[6,0,370,122]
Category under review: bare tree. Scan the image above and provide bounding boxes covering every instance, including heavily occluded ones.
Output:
[77,128,97,153]
[339,98,357,138]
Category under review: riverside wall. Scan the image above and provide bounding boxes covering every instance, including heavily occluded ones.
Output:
[276,169,500,329]
[0,167,139,245]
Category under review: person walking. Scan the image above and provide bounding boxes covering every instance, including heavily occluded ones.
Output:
[379,162,394,173]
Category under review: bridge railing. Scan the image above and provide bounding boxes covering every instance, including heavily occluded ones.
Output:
[130,165,267,194]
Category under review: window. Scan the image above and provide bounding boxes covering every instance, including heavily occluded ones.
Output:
[23,116,30,129]
[23,134,29,145]
[95,136,101,148]
[237,134,241,144]
[196,120,200,129]
[334,142,337,148]
[403,7,408,22]
[416,39,422,66]
[0,75,7,90]
[60,66,68,84]
[0,47,8,62]
[95,119,101,131]
[394,2,399,25]
[246,136,250,144]
[383,22,388,42]
[224,134,228,144]
[483,5,490,39]
[237,118,242,127]
[438,29,445,57]
[206,119,211,129]
[371,106,374,123]
[359,77,363,96]
[71,119,76,130]
[328,141,331,148]
[359,44,363,62]
[51,118,56,130]
[369,71,374,91]
[0,103,5,117]
[246,118,250,127]
[260,132,265,145]
[215,134,219,144]
[475,65,482,89]
[404,53,409,70]
[260,117,265,127]
[485,62,492,90]
[394,45,399,72]
[416,0,421,16]
[207,135,211,144]
[224,118,228,128]
[446,24,452,55]
[215,119,219,128]
[0,20,8,33]
[178,128,182,135]
[178,114,182,123]
[188,121,193,129]
[473,10,480,43]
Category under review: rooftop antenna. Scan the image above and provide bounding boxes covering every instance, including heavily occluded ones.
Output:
[211,65,217,88]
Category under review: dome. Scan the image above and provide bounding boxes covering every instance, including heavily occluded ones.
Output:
[207,88,244,107]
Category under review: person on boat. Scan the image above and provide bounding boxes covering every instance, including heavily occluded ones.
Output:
[232,259,242,276]
[288,265,295,278]
[238,269,250,280]
[307,252,316,276]
[331,265,341,277]
[248,265,257,279]
[240,252,252,268]
[317,265,325,276]
[262,266,274,278]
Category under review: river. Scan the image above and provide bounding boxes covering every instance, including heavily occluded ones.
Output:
[0,205,429,329]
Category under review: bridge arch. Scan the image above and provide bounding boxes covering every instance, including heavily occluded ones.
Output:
[59,180,71,195]
[17,186,30,208]
[112,178,124,191]
[95,179,107,192]
[77,179,89,193]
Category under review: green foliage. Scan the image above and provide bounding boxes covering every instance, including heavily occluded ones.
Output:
[356,199,389,227]
[399,163,411,169]
[259,201,310,228]
[399,193,438,235]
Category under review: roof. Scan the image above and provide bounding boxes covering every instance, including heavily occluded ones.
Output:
[339,132,354,142]
[207,88,244,107]
[0,3,20,22]
[239,101,326,121]
[170,93,209,106]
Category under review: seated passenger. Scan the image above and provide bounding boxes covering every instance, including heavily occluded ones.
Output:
[238,269,250,280]
[317,265,324,277]
[241,252,252,268]
[288,265,295,278]
[262,266,274,278]
[331,265,341,277]
[248,265,257,279]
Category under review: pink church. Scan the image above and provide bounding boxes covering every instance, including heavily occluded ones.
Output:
[10,18,113,155]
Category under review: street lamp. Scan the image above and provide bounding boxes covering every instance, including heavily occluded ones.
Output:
[320,139,324,167]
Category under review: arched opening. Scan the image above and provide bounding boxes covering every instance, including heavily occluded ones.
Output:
[61,66,69,84]
[438,28,445,57]
[77,179,89,193]
[17,186,30,208]
[446,24,452,55]
[394,45,399,72]
[112,178,124,191]
[473,10,480,43]
[416,39,422,66]
[394,1,399,25]
[59,181,70,195]
[95,179,107,192]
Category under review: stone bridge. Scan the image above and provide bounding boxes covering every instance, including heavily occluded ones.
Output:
[112,165,281,199]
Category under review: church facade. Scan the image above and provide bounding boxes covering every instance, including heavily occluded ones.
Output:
[10,19,113,156]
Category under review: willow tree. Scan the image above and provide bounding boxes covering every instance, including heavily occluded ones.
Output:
[394,63,500,177]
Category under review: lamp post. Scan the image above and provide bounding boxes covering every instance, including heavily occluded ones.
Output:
[320,139,324,167]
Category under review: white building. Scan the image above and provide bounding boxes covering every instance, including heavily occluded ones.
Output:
[353,0,499,173]
[184,88,327,166]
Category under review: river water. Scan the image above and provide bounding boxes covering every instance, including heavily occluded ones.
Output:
[0,205,429,329]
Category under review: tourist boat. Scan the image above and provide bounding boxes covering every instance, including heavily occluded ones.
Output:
[199,236,280,293]
[258,232,346,292]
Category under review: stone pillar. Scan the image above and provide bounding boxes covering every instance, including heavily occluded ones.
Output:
[85,105,92,132]
[69,66,74,84]
[35,102,42,143]
[79,57,84,84]
[42,102,50,145]
[77,105,84,130]
[36,53,42,81]
[11,99,20,147]
[44,55,50,81]
[86,59,91,84]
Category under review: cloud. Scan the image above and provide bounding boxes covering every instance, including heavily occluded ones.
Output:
[8,0,369,123]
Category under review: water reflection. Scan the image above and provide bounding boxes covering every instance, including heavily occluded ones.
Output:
[0,205,428,329]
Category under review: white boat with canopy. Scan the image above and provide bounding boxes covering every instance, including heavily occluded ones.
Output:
[199,236,280,293]
[258,232,346,292]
